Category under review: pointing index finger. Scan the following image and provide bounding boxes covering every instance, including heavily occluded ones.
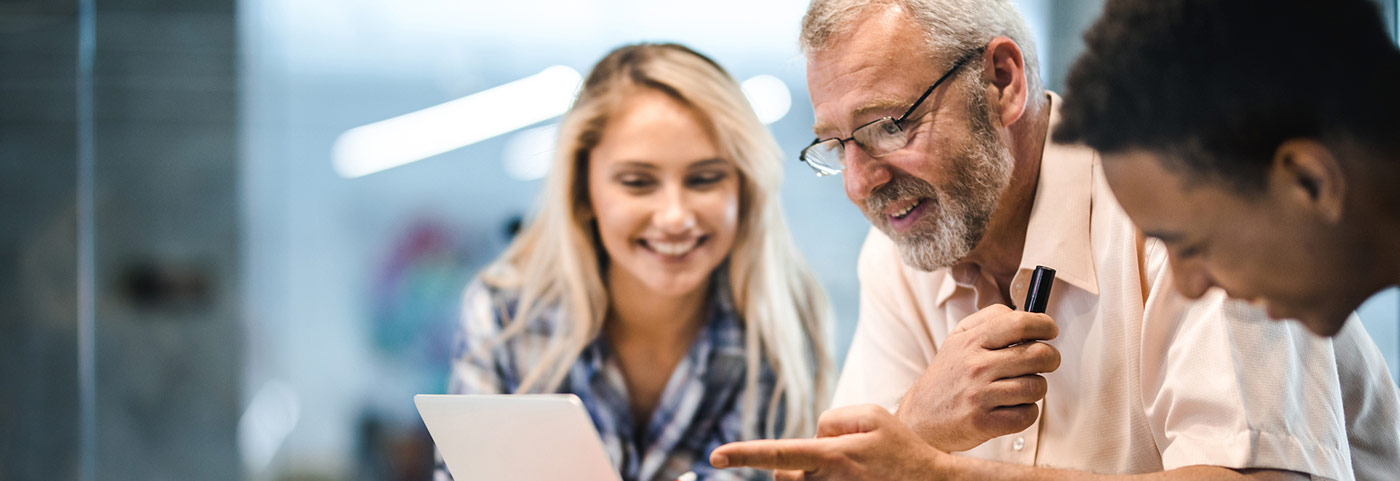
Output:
[710,438,835,471]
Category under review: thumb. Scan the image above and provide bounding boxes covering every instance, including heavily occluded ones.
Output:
[817,404,889,438]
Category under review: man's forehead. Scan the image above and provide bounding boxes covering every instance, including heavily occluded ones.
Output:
[804,11,945,136]
[806,52,943,136]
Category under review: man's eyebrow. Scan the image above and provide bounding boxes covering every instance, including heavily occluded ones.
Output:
[812,98,911,137]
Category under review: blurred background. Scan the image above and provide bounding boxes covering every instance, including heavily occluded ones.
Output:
[2,0,1398,480]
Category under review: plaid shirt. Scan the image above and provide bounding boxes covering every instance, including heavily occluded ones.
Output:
[433,276,777,481]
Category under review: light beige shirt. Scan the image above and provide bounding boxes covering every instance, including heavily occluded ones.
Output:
[833,94,1400,480]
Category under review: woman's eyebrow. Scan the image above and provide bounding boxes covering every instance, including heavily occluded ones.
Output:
[610,161,658,170]
[687,158,728,169]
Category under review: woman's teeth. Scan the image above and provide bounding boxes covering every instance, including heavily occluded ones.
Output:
[649,239,698,256]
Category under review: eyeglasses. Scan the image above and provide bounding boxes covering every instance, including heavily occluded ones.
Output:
[799,49,980,176]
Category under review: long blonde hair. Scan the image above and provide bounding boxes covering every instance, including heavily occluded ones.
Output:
[479,43,833,439]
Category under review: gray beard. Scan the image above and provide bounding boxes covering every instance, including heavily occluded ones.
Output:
[867,99,1013,272]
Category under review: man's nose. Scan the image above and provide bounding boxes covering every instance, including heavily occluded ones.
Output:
[843,144,892,203]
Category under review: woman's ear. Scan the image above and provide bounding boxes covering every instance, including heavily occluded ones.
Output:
[1269,139,1347,224]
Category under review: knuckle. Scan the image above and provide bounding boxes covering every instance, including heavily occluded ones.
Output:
[1028,375,1049,398]
[964,388,986,408]
[1023,342,1061,371]
[1025,404,1042,423]
[948,331,976,350]
[772,449,792,466]
[970,409,996,429]
[1028,341,1056,360]
[761,445,784,464]
[1012,312,1032,329]
[965,362,985,379]
[990,405,1038,433]
[1020,314,1045,336]
[1039,313,1060,335]
[1016,404,1040,427]
[966,356,991,379]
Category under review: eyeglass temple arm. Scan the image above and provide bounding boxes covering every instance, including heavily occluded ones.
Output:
[897,50,981,121]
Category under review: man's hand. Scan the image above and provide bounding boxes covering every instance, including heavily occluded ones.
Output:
[897,304,1061,451]
[710,405,956,481]
[710,405,1310,481]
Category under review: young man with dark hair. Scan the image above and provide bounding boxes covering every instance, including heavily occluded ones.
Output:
[1055,0,1400,338]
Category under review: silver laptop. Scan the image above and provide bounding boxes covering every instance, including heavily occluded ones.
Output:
[415,394,623,481]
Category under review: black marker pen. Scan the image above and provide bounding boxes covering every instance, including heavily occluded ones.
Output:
[1023,265,1055,313]
[1003,266,1055,349]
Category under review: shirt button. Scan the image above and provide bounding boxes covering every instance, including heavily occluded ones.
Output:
[1013,437,1025,451]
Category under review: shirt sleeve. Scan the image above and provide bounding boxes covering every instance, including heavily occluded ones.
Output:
[1331,317,1400,481]
[1138,240,1354,480]
[434,279,511,481]
[831,228,939,410]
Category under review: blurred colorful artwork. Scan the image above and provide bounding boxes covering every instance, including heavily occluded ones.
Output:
[369,218,471,390]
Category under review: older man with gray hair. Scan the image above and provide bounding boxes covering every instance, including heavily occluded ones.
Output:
[710,0,1400,479]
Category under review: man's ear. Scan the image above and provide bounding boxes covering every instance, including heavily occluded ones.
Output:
[1270,139,1346,223]
[982,36,1028,128]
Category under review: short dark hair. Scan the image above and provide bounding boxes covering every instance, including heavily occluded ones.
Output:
[1054,0,1400,189]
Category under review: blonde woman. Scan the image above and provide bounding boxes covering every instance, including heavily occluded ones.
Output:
[433,43,834,481]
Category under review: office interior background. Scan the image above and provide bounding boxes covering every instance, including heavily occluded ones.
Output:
[3,0,1398,480]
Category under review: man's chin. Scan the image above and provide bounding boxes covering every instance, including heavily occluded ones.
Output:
[1268,302,1350,338]
[893,238,959,272]
[1295,312,1350,338]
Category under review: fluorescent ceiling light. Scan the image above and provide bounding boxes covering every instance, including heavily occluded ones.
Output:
[741,74,791,125]
[333,65,581,178]
[502,123,560,182]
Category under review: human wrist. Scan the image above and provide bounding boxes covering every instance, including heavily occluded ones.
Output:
[925,445,966,481]
[897,407,963,452]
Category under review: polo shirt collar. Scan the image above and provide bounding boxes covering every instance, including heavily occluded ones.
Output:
[936,92,1099,306]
